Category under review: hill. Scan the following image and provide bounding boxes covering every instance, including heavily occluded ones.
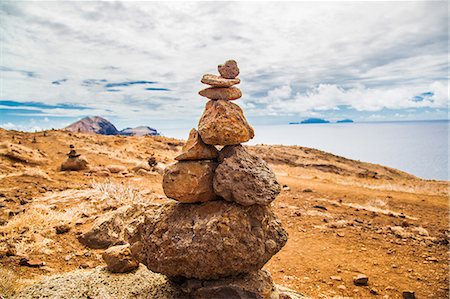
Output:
[65,116,119,135]
[0,128,448,298]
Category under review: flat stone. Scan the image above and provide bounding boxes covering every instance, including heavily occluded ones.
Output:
[213,145,281,206]
[130,201,288,280]
[199,87,242,101]
[162,161,218,203]
[175,128,218,161]
[179,270,278,299]
[102,244,139,273]
[201,74,240,88]
[198,100,254,145]
[218,59,240,79]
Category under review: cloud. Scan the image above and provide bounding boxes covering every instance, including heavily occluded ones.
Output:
[247,81,448,116]
[0,1,448,126]
[0,122,17,129]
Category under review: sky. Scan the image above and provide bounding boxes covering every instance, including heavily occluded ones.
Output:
[0,1,448,132]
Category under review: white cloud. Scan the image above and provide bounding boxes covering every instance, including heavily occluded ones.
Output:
[0,122,17,129]
[0,1,448,122]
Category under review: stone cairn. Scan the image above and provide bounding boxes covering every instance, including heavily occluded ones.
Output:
[60,144,88,171]
[130,60,288,299]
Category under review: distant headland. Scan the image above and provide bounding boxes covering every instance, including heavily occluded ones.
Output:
[289,118,354,124]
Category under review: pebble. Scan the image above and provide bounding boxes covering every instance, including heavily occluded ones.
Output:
[330,276,342,281]
[55,224,71,234]
[353,273,369,286]
[402,291,416,299]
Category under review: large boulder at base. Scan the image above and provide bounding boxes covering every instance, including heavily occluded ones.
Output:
[218,59,240,79]
[201,74,240,87]
[198,100,254,145]
[199,87,242,101]
[78,203,159,249]
[60,157,88,171]
[175,128,219,161]
[102,244,139,273]
[14,265,184,299]
[130,201,288,279]
[214,145,281,206]
[162,161,218,203]
[179,270,278,299]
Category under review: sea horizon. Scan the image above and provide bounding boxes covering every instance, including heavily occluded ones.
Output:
[159,119,449,181]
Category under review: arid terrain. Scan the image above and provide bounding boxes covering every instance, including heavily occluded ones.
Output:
[0,128,448,298]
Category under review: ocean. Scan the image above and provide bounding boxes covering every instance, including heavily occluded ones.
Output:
[161,120,449,181]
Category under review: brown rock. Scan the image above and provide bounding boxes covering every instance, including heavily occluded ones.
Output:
[213,145,281,206]
[60,157,88,171]
[218,59,240,79]
[201,74,240,87]
[199,87,242,101]
[162,161,218,203]
[19,257,45,268]
[55,223,71,234]
[198,100,254,145]
[402,291,416,299]
[353,274,369,286]
[130,201,288,279]
[106,164,128,174]
[102,244,139,273]
[175,129,219,161]
[180,270,278,299]
[78,203,157,249]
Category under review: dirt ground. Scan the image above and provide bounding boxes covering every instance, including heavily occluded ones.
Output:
[0,129,448,298]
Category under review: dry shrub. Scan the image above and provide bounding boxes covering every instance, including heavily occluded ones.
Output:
[0,267,21,298]
[91,180,142,209]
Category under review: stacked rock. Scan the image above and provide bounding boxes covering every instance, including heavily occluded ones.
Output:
[131,60,287,299]
[60,144,88,171]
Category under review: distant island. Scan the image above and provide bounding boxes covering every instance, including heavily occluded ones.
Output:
[289,118,330,124]
[65,116,160,136]
[289,118,354,124]
[336,119,354,123]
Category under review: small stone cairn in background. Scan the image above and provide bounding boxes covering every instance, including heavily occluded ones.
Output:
[60,144,88,171]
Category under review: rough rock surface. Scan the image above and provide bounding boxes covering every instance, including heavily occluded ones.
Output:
[78,203,158,249]
[179,270,278,299]
[201,74,240,87]
[102,244,139,273]
[60,157,88,171]
[162,161,218,203]
[15,265,184,299]
[175,128,219,161]
[198,100,254,145]
[214,145,281,206]
[218,59,240,79]
[199,87,242,101]
[130,201,288,279]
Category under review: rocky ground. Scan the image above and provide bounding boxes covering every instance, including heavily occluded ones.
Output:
[0,128,448,298]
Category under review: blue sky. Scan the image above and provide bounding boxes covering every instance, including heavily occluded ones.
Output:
[0,1,448,132]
